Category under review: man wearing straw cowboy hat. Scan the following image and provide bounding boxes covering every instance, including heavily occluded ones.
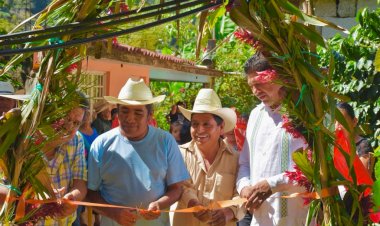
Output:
[172,88,245,226]
[87,78,190,226]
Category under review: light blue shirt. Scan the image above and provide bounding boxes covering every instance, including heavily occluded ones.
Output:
[88,126,189,226]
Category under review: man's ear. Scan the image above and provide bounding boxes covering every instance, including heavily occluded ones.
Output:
[220,121,226,135]
[353,117,359,128]
[147,111,153,121]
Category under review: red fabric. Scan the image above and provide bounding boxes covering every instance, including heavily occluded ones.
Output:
[333,129,373,186]
[111,115,119,128]
[148,118,157,128]
[234,116,247,151]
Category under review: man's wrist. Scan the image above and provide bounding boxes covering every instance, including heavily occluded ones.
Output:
[224,207,235,222]
[187,199,200,207]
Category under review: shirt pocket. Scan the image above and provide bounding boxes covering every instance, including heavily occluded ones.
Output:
[214,172,236,200]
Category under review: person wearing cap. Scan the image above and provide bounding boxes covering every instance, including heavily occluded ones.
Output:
[236,52,308,226]
[86,78,190,226]
[171,88,244,226]
[0,81,31,115]
[91,99,113,134]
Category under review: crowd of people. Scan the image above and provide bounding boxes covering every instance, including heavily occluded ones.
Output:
[0,52,375,226]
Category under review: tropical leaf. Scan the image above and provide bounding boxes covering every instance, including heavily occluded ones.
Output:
[374,180,380,209]
[292,150,313,179]
[375,48,380,72]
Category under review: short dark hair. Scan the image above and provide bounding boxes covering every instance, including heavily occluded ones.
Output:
[337,102,355,119]
[146,104,153,115]
[116,104,154,115]
[243,51,272,75]
[212,114,223,126]
[190,113,223,126]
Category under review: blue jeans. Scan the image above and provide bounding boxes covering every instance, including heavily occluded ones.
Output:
[237,212,252,226]
[72,205,84,226]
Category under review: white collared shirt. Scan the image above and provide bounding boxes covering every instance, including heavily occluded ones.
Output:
[237,103,309,226]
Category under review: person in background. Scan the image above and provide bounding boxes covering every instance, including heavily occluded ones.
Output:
[73,109,100,226]
[111,107,119,128]
[91,99,112,134]
[78,109,99,159]
[336,102,374,174]
[0,81,16,115]
[167,101,187,123]
[172,88,244,226]
[0,81,29,115]
[335,101,374,226]
[170,121,183,144]
[224,129,238,152]
[86,78,189,226]
[0,81,30,205]
[179,120,192,145]
[237,52,309,226]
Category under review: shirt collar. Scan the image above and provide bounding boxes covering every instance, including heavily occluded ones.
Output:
[183,139,233,155]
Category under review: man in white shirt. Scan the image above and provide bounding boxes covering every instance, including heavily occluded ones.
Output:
[236,52,309,226]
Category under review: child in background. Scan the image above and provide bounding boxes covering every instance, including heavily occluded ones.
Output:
[170,121,182,144]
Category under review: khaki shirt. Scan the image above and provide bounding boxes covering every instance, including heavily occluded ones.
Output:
[172,140,244,226]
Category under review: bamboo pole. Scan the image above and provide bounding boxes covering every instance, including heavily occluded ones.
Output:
[302,0,332,224]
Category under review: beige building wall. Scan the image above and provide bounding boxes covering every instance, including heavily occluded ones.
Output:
[82,57,150,97]
[314,0,378,38]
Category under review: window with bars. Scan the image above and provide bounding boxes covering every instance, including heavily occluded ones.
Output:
[79,71,108,114]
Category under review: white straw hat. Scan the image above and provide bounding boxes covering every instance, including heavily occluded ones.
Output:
[0,81,30,101]
[104,78,165,105]
[179,88,237,132]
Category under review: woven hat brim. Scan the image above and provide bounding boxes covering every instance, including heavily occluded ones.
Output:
[104,95,165,106]
[0,94,30,101]
[179,106,237,132]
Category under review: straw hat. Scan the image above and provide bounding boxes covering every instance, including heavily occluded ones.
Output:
[93,99,111,114]
[104,78,165,105]
[0,81,30,101]
[179,88,237,132]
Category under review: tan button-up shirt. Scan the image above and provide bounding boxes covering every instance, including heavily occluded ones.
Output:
[172,139,244,226]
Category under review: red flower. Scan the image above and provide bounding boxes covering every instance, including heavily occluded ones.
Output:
[285,165,313,205]
[281,115,304,139]
[112,37,118,45]
[20,203,63,225]
[254,69,278,83]
[120,3,129,12]
[179,87,185,93]
[226,0,235,12]
[66,63,77,73]
[234,28,260,48]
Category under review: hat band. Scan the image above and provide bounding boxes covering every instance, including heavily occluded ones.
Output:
[119,97,154,101]
[0,91,14,94]
[192,105,220,112]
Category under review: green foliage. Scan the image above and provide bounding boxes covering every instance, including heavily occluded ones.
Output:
[150,81,202,130]
[318,8,380,147]
[213,38,257,115]
[374,180,380,210]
